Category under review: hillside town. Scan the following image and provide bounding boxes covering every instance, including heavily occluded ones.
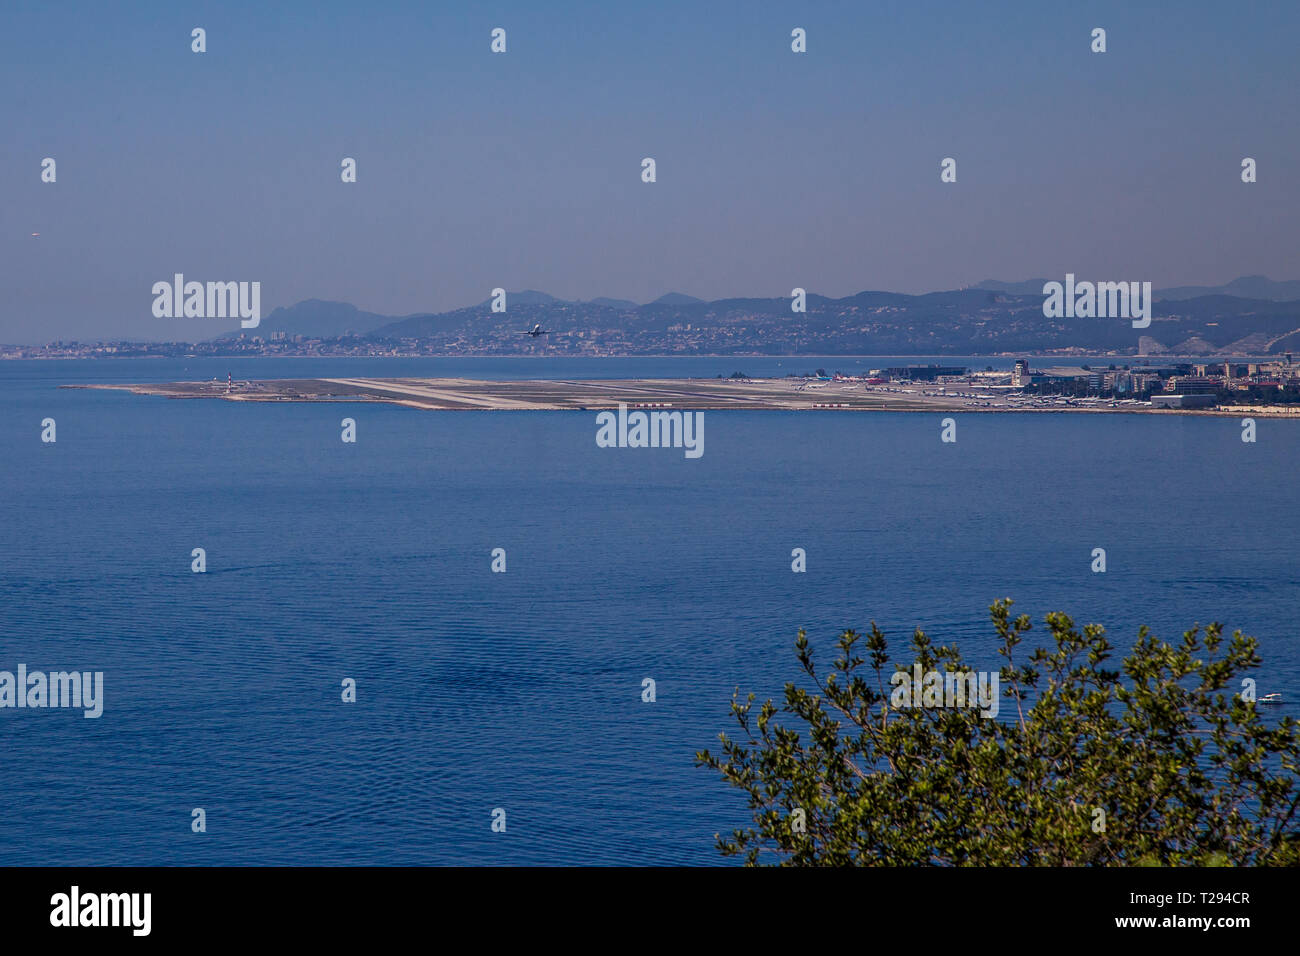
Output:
[799,355,1300,409]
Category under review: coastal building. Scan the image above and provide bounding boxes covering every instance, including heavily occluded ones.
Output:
[883,365,969,381]
[1011,359,1030,387]
[1151,393,1217,409]
[1166,376,1219,394]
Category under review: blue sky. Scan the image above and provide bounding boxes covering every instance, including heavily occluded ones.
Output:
[2,0,1297,341]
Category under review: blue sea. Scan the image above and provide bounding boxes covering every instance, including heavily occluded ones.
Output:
[1,357,1296,865]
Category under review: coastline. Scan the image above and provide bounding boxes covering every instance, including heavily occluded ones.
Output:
[63,378,1300,417]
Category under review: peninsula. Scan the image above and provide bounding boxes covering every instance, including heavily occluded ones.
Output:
[66,375,1300,416]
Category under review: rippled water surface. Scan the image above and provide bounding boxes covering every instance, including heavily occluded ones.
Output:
[1,358,1296,864]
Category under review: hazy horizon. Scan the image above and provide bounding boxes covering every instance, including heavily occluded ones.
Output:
[5,0,1298,342]
[12,274,1300,347]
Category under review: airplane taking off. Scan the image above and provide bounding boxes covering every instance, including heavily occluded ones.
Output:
[515,324,552,337]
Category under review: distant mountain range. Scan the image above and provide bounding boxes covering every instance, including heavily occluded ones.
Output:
[974,275,1300,302]
[238,291,711,339]
[223,277,1300,357]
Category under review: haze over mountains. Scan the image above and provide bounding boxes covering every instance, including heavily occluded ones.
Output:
[219,277,1300,357]
[974,275,1300,302]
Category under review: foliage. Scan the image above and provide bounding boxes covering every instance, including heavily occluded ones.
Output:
[696,599,1300,865]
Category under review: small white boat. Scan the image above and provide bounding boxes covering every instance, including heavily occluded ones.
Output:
[1258,693,1282,704]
